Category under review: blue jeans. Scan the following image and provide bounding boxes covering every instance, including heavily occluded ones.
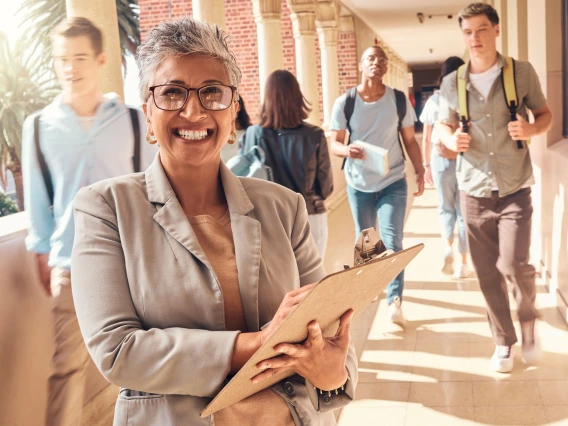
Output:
[431,153,468,254]
[347,178,407,304]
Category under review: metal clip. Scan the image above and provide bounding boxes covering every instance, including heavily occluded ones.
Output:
[353,228,391,266]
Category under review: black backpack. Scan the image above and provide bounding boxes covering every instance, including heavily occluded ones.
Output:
[32,107,141,208]
[341,86,407,169]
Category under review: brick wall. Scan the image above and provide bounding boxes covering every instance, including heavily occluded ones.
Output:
[225,0,261,122]
[138,0,359,126]
[338,31,358,96]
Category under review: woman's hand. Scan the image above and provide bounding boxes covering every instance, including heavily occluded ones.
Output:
[259,284,316,346]
[252,309,354,391]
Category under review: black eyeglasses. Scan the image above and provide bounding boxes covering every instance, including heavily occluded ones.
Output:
[149,84,237,111]
[365,55,389,66]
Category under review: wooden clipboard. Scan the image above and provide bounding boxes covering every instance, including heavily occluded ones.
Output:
[201,242,424,417]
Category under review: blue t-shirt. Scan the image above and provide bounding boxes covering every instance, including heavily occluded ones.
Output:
[330,86,416,193]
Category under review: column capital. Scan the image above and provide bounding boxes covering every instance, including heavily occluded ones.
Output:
[287,0,317,14]
[338,15,354,32]
[252,0,282,22]
[315,0,340,27]
[317,26,338,48]
[290,11,317,38]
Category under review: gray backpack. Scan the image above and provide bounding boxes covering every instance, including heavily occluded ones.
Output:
[227,127,274,181]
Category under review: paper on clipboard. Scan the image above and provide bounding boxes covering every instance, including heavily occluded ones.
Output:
[200,243,424,417]
[352,140,389,176]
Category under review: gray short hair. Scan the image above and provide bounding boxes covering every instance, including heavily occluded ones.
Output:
[136,18,242,102]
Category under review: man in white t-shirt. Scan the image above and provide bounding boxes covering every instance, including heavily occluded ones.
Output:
[437,3,553,374]
[329,45,425,325]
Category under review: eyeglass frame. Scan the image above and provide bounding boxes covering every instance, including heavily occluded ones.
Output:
[148,83,238,112]
[364,55,389,66]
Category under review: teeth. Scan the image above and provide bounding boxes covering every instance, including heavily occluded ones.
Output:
[177,130,208,140]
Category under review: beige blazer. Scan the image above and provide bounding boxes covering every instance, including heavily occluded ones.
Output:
[71,155,358,426]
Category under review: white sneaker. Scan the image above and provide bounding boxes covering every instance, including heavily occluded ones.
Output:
[455,263,473,279]
[491,345,515,373]
[442,247,454,275]
[521,320,542,365]
[389,296,406,325]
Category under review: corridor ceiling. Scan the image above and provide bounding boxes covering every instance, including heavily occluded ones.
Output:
[341,0,472,68]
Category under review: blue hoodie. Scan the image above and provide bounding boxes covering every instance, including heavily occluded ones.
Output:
[22,93,157,269]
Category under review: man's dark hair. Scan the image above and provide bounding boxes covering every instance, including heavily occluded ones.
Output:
[51,17,104,55]
[361,45,386,62]
[458,3,500,27]
[438,56,465,85]
[260,70,311,129]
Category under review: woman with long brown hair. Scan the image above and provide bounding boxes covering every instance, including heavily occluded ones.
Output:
[241,70,333,258]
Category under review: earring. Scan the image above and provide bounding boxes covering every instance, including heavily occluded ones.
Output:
[146,133,157,144]
[228,131,237,145]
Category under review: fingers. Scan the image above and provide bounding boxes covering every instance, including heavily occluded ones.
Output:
[274,342,305,357]
[256,355,295,371]
[284,284,314,306]
[251,367,288,384]
[307,321,323,343]
[335,309,354,340]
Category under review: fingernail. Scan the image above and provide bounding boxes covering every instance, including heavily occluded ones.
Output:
[278,348,285,353]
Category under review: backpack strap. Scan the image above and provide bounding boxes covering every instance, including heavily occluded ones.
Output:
[457,64,469,123]
[341,87,358,170]
[128,107,141,172]
[501,57,524,149]
[33,111,54,209]
[344,86,357,145]
[393,88,407,161]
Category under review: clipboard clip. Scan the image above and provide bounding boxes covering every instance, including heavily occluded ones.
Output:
[344,228,391,269]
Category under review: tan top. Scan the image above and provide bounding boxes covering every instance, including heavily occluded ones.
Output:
[438,53,547,198]
[188,211,295,426]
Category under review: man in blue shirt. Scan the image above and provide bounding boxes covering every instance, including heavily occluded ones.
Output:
[21,18,156,426]
[330,45,425,325]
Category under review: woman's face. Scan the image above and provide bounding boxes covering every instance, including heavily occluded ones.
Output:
[143,54,237,170]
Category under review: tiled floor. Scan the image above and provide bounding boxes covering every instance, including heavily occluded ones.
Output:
[326,187,568,426]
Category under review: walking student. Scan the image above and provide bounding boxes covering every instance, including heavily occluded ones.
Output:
[420,56,473,279]
[330,45,425,325]
[241,70,333,258]
[437,3,553,373]
[22,18,156,425]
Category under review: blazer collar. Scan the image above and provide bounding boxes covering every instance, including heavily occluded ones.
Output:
[145,153,254,215]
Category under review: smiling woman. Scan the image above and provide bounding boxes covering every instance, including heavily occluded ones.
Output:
[69,17,357,426]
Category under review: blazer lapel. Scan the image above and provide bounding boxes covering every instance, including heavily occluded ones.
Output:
[145,155,210,266]
[220,163,261,332]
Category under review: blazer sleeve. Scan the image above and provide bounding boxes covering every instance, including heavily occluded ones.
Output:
[71,187,240,397]
[315,132,333,200]
[291,193,327,285]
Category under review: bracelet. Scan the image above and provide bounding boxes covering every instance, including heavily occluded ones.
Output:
[313,374,350,396]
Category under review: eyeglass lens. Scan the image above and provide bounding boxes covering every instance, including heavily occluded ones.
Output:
[152,84,233,111]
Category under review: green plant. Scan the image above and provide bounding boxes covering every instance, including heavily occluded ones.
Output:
[0,32,60,211]
[0,191,19,217]
[18,0,140,70]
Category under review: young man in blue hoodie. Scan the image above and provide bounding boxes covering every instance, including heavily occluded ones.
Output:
[21,18,156,426]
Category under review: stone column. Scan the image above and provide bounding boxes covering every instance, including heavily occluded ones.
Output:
[193,0,226,30]
[253,0,284,100]
[66,0,123,98]
[507,0,528,60]
[493,0,509,55]
[289,0,320,125]
[316,1,340,128]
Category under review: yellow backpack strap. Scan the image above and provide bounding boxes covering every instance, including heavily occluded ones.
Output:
[456,63,470,150]
[501,56,526,147]
[501,56,518,112]
[457,64,469,123]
